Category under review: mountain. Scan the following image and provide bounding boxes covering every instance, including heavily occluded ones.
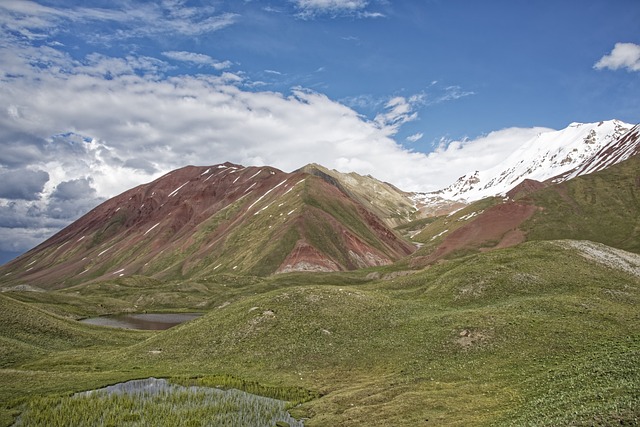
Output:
[410,147,640,267]
[427,119,635,202]
[297,163,418,227]
[0,163,414,289]
[2,119,639,290]
[2,123,640,426]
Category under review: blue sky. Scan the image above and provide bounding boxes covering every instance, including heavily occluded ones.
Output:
[0,0,639,262]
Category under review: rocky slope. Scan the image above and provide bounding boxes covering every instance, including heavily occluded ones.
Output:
[0,163,414,289]
[425,119,634,202]
[410,149,640,267]
[297,163,419,227]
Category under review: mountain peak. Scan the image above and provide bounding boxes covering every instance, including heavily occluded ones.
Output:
[428,119,637,202]
[1,161,414,289]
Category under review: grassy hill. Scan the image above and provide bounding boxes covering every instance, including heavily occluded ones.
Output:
[522,154,640,253]
[2,240,638,426]
[1,158,639,425]
[403,154,640,268]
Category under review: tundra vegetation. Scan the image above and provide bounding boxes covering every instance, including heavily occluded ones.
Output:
[1,240,639,425]
[1,157,639,425]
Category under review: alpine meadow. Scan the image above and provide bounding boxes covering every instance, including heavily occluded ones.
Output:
[1,1,640,426]
[1,121,639,425]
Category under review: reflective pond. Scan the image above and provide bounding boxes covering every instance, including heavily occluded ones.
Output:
[15,378,304,427]
[79,312,202,330]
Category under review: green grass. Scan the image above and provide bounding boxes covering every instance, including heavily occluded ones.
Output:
[523,155,640,253]
[16,378,306,427]
[1,240,639,426]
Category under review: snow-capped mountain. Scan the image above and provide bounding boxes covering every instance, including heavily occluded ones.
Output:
[429,119,635,202]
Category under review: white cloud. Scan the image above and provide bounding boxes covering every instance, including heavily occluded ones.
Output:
[291,0,383,18]
[0,0,238,41]
[406,133,423,143]
[0,17,512,255]
[162,51,233,70]
[0,43,529,198]
[594,42,640,72]
[373,96,421,132]
[294,0,367,11]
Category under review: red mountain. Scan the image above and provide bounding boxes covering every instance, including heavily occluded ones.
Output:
[1,163,415,289]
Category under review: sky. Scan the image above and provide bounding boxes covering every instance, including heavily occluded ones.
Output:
[0,0,639,263]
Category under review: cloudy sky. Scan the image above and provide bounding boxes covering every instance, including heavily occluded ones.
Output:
[1,0,639,263]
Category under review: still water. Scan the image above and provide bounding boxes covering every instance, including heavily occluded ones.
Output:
[79,312,202,330]
[15,378,305,427]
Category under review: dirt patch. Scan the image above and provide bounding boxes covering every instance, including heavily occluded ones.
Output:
[276,240,341,273]
[412,202,537,267]
[506,179,547,200]
[455,329,491,349]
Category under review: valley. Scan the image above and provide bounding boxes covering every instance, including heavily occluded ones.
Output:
[0,120,639,425]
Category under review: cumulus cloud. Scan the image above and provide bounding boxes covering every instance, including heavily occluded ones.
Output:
[50,178,96,201]
[0,169,49,200]
[48,178,105,220]
[594,42,640,72]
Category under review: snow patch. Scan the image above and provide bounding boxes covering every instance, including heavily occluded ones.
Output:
[144,222,161,235]
[168,181,189,197]
[458,211,483,221]
[431,229,449,241]
[201,168,211,175]
[98,246,113,256]
[244,182,257,193]
[247,180,287,212]
[247,169,263,180]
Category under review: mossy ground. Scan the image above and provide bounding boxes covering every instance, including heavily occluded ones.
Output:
[1,240,638,426]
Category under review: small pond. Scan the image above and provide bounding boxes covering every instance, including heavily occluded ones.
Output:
[79,312,202,330]
[15,378,304,426]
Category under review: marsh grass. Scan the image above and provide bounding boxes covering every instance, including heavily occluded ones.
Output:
[15,378,304,427]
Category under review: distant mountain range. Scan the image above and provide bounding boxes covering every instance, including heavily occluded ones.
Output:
[1,119,638,289]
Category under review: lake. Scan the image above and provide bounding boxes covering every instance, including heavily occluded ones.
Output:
[79,312,202,330]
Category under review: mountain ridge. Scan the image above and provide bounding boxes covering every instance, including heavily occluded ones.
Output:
[1,163,414,289]
[423,119,635,203]
[1,118,639,288]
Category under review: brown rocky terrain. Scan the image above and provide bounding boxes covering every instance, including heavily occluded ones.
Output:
[1,163,414,289]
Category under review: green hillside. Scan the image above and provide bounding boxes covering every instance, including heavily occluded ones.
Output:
[2,240,638,426]
[523,154,640,253]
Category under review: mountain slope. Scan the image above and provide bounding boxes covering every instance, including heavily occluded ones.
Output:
[74,240,639,426]
[0,163,414,289]
[431,120,633,202]
[410,149,640,266]
[297,163,419,227]
[0,293,146,368]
